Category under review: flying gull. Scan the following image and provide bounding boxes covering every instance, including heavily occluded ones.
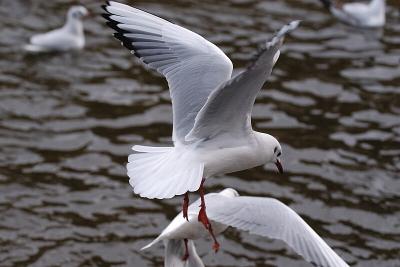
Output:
[102,1,299,249]
[142,188,349,267]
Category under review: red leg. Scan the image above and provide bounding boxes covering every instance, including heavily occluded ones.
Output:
[198,179,210,228]
[182,192,189,221]
[182,238,189,261]
[197,178,220,253]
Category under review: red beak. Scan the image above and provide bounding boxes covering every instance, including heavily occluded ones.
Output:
[275,159,283,174]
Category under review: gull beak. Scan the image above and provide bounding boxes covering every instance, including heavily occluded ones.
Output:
[275,159,283,174]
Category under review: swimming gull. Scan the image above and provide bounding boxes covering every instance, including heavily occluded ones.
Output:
[25,6,88,52]
[319,0,385,27]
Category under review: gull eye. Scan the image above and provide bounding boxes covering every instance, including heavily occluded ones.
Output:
[274,147,277,153]
[277,152,281,157]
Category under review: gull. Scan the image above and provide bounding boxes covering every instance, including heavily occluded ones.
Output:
[142,188,349,267]
[319,0,386,27]
[102,1,298,248]
[24,6,88,52]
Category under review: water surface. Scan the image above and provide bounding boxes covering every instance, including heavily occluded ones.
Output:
[0,0,399,266]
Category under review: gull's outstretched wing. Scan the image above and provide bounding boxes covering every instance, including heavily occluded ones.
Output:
[185,21,299,141]
[164,239,205,267]
[102,1,233,143]
[207,196,349,267]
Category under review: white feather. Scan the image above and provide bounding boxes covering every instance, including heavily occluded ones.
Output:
[127,146,204,199]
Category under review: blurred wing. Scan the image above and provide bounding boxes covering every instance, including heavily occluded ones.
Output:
[164,239,205,267]
[207,196,349,267]
[185,21,299,141]
[103,1,233,143]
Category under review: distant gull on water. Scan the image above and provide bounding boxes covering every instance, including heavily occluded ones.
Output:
[25,6,88,52]
[319,0,385,27]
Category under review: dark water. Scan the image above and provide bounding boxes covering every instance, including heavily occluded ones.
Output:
[1,0,399,266]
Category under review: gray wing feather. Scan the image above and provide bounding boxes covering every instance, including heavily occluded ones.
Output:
[103,2,233,143]
[206,196,349,267]
[185,21,300,141]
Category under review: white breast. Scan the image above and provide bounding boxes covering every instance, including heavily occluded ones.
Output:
[194,134,267,178]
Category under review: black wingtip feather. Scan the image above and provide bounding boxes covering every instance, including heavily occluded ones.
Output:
[106,21,120,33]
[103,14,130,34]
[101,1,162,63]
[102,12,132,49]
[112,33,148,62]
[113,33,136,51]
[101,5,108,13]
[101,13,111,20]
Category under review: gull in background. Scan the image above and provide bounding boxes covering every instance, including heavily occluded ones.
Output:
[25,6,88,52]
[319,0,386,27]
[142,188,349,267]
[103,1,298,249]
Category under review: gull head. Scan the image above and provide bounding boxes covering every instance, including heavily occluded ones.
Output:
[68,6,89,20]
[219,188,240,198]
[258,133,283,174]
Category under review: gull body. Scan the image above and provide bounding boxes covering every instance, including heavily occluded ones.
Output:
[25,6,88,52]
[103,2,294,200]
[178,132,278,180]
[320,0,385,27]
[142,189,236,248]
[142,188,349,267]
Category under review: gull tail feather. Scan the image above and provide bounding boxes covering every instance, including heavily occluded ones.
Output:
[127,145,204,199]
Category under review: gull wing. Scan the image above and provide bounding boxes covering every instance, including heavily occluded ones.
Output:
[207,196,349,267]
[103,1,233,143]
[185,21,299,141]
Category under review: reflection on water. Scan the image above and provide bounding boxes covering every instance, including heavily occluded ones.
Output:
[0,0,399,266]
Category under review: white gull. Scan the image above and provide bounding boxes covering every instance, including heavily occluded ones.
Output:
[103,1,298,244]
[142,188,349,267]
[25,6,88,52]
[319,0,385,27]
